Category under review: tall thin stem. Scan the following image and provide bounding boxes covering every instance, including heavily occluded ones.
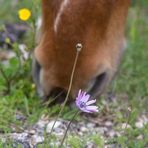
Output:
[59,110,80,148]
[125,106,132,129]
[49,44,82,137]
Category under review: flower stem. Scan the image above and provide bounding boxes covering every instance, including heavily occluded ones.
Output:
[0,65,11,94]
[125,106,132,129]
[59,110,80,148]
[49,45,81,137]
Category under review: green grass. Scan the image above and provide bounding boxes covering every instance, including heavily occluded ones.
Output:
[0,0,148,147]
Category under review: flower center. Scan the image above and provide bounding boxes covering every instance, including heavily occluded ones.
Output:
[80,101,86,108]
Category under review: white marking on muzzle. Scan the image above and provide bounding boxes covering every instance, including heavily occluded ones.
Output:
[54,0,69,33]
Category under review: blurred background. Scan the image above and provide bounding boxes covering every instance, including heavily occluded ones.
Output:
[0,0,147,147]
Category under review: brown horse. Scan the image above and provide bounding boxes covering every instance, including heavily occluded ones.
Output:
[33,0,130,101]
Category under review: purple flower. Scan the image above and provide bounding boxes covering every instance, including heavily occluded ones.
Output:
[76,90,99,113]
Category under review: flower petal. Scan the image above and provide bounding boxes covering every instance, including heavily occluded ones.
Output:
[81,94,90,103]
[79,107,92,113]
[85,105,99,113]
[18,8,31,21]
[76,89,83,101]
[78,89,82,97]
[76,90,90,103]
[86,99,96,105]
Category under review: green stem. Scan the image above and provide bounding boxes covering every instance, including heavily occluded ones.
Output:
[59,110,80,148]
[125,107,132,129]
[0,65,11,94]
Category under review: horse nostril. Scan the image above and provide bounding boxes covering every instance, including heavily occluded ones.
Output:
[89,72,107,97]
[32,58,41,85]
[32,58,44,97]
[49,87,68,103]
